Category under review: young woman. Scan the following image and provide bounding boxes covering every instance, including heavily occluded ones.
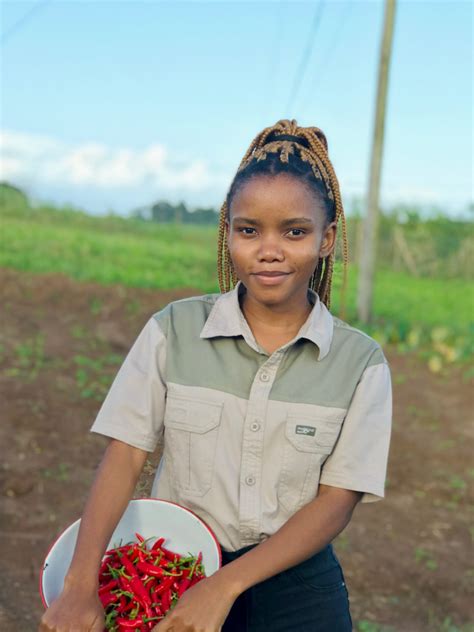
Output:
[39,119,392,632]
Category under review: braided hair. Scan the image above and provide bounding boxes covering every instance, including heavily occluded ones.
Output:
[217,119,348,315]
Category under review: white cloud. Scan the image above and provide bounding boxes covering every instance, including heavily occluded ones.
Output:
[0,129,225,192]
[340,176,472,211]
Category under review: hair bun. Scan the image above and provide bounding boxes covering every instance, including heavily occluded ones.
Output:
[266,125,328,153]
[312,128,328,152]
[270,133,310,149]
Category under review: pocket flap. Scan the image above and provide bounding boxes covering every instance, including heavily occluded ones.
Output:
[164,396,223,434]
[285,413,343,453]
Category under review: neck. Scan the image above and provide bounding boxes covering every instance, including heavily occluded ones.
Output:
[239,286,313,332]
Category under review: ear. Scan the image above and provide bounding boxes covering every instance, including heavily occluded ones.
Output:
[319,221,337,258]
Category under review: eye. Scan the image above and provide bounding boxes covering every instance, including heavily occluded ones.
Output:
[237,227,256,235]
[288,228,306,237]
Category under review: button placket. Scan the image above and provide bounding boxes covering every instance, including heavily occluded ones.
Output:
[239,355,283,544]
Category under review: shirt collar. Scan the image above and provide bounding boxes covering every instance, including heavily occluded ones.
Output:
[199,280,333,361]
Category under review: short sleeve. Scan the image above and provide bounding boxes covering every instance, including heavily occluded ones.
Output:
[89,316,167,452]
[319,358,392,503]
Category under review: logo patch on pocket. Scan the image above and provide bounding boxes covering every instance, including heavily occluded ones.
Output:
[295,424,316,436]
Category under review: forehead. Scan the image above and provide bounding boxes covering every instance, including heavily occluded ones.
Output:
[229,174,324,224]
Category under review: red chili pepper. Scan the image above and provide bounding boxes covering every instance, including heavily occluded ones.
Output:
[177,577,192,597]
[100,558,111,572]
[153,575,174,596]
[172,580,180,592]
[136,561,165,578]
[145,601,155,621]
[116,617,145,629]
[147,550,167,566]
[118,575,136,597]
[161,588,171,613]
[117,594,127,611]
[118,596,135,613]
[99,534,207,630]
[151,537,165,551]
[118,551,152,606]
[99,590,119,608]
[160,546,183,563]
[105,543,133,555]
[98,578,119,595]
[116,615,162,629]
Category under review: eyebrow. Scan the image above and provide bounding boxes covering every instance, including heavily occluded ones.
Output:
[232,216,315,227]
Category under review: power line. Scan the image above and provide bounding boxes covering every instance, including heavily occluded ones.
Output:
[1,0,52,47]
[261,0,287,128]
[300,0,353,119]
[285,1,325,116]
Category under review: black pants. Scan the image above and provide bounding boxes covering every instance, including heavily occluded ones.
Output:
[220,542,353,632]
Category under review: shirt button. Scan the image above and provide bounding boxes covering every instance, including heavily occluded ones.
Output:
[250,421,261,432]
[245,475,256,486]
[260,372,269,382]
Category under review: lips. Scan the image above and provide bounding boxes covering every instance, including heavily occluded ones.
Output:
[253,272,290,276]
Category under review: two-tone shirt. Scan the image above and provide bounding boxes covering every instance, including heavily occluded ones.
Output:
[90,280,392,552]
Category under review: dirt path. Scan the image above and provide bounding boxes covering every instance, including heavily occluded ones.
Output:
[0,268,472,631]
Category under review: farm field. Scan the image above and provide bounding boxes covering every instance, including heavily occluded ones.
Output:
[0,267,472,632]
[2,207,473,374]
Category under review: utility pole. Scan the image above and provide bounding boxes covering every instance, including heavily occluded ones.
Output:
[357,0,397,324]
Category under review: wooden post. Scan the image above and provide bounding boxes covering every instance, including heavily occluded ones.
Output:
[357,0,397,323]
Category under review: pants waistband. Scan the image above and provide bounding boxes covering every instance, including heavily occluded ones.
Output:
[220,542,336,567]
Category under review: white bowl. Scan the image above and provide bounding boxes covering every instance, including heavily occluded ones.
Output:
[40,497,222,608]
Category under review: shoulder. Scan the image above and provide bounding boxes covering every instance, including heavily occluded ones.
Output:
[330,315,388,370]
[150,291,221,336]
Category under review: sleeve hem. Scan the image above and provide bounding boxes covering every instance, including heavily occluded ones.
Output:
[319,473,385,503]
[89,423,158,453]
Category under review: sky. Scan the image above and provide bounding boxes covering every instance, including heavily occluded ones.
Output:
[1,0,472,218]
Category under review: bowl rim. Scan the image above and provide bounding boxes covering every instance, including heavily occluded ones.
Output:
[39,496,223,608]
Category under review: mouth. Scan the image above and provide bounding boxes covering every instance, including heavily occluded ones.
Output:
[253,271,291,277]
[251,272,291,285]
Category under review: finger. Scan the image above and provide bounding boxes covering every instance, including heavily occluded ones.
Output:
[89,614,104,631]
[38,617,52,632]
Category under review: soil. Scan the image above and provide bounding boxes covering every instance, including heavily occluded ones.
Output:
[0,267,472,632]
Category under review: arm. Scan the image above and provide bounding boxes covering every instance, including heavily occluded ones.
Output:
[216,484,362,598]
[64,438,149,591]
[152,485,361,632]
[64,315,167,592]
[39,439,149,631]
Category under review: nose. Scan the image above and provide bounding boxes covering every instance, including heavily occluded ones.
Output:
[257,234,284,261]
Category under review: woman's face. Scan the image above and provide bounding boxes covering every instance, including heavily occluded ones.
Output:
[225,173,337,308]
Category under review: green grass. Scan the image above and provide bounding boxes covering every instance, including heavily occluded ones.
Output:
[1,218,218,292]
[330,265,472,331]
[1,214,471,323]
[1,209,472,367]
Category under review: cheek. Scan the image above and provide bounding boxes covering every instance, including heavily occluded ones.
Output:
[297,238,320,258]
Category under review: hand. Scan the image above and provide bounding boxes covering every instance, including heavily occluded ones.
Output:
[38,582,104,632]
[151,573,239,632]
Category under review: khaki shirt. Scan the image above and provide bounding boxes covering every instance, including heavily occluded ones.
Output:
[90,280,392,552]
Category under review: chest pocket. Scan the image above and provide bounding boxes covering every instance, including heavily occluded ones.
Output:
[278,412,344,514]
[163,395,223,497]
